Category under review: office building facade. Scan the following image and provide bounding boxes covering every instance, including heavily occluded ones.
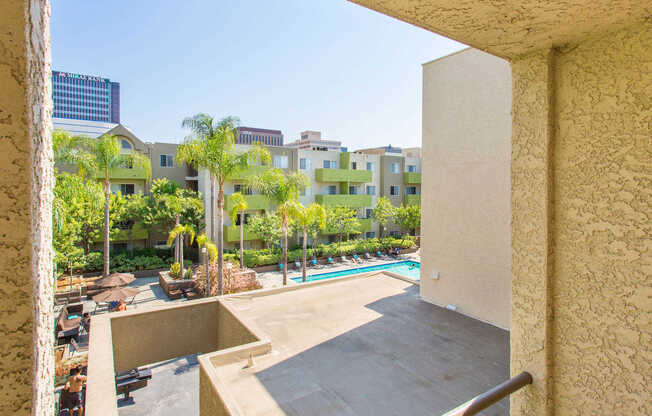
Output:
[235,127,283,146]
[52,70,120,123]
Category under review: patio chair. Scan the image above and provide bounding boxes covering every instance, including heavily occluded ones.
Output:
[396,247,402,256]
[56,304,82,345]
[341,255,347,262]
[364,252,372,260]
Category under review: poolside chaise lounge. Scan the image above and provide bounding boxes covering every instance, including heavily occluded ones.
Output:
[294,260,301,270]
[364,252,372,260]
[327,257,334,264]
[341,255,347,262]
[311,258,318,267]
[352,253,360,263]
[56,303,83,345]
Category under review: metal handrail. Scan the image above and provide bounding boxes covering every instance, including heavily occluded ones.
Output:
[442,371,533,416]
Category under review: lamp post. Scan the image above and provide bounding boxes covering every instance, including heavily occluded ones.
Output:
[202,247,210,297]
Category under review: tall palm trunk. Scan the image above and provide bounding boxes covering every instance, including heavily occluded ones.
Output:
[302,228,307,282]
[282,213,288,285]
[217,182,224,295]
[210,176,215,241]
[179,233,185,279]
[103,176,110,277]
[174,214,180,263]
[239,211,244,269]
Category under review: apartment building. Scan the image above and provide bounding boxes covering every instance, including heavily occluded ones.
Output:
[235,126,283,146]
[60,122,422,250]
[285,130,346,152]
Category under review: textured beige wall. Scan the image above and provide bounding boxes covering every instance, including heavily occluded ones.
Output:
[550,22,652,415]
[421,48,512,329]
[510,49,555,415]
[0,0,54,414]
[349,0,651,58]
[110,301,220,373]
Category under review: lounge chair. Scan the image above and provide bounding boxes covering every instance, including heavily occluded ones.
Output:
[376,250,384,258]
[327,257,334,264]
[352,253,360,263]
[341,255,347,262]
[364,252,372,260]
[311,258,318,267]
[56,304,83,345]
[294,260,301,270]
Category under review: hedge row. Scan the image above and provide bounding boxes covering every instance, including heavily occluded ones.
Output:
[57,236,416,274]
[238,236,416,267]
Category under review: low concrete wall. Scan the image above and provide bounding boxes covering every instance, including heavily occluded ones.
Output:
[86,297,266,416]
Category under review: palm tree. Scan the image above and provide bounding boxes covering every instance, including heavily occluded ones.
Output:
[167,224,196,279]
[195,233,217,295]
[289,202,326,282]
[70,134,151,276]
[52,129,95,175]
[177,114,270,294]
[249,169,309,285]
[229,192,248,268]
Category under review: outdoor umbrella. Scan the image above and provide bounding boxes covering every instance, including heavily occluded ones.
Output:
[93,272,135,288]
[92,286,140,303]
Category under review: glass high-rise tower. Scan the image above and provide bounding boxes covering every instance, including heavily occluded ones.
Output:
[52,70,120,124]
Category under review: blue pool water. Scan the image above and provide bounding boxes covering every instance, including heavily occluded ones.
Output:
[291,261,420,283]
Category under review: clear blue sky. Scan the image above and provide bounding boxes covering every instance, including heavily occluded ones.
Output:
[51,0,465,149]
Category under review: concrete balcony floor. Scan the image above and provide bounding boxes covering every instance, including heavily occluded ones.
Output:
[118,274,509,415]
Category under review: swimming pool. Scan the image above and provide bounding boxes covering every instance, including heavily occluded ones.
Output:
[291,261,420,283]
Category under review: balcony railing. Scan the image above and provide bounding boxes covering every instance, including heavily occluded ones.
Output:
[94,223,149,242]
[94,167,148,180]
[224,194,269,212]
[229,165,270,181]
[315,168,372,183]
[315,194,372,208]
[321,218,372,235]
[404,194,421,206]
[224,225,259,242]
[403,171,421,184]
[441,372,532,415]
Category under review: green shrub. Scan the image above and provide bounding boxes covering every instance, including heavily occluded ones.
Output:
[184,267,194,279]
[169,262,181,279]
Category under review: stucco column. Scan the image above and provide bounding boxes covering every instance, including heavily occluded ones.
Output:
[0,0,54,414]
[510,49,555,416]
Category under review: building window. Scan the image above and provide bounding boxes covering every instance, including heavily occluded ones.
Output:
[323,160,338,169]
[390,185,400,196]
[121,139,132,152]
[233,184,252,195]
[390,162,400,174]
[120,184,135,195]
[406,186,417,195]
[365,232,376,239]
[160,154,174,167]
[300,186,311,197]
[300,158,311,170]
[327,185,337,195]
[349,186,359,195]
[407,165,417,173]
[389,231,400,238]
[366,162,375,172]
[235,213,250,226]
[273,155,289,169]
[155,240,169,247]
[366,208,373,219]
[366,186,376,195]
[351,162,357,170]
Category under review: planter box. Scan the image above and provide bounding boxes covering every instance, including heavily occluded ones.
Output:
[158,271,195,299]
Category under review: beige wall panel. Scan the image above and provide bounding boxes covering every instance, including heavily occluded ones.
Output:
[421,49,511,329]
